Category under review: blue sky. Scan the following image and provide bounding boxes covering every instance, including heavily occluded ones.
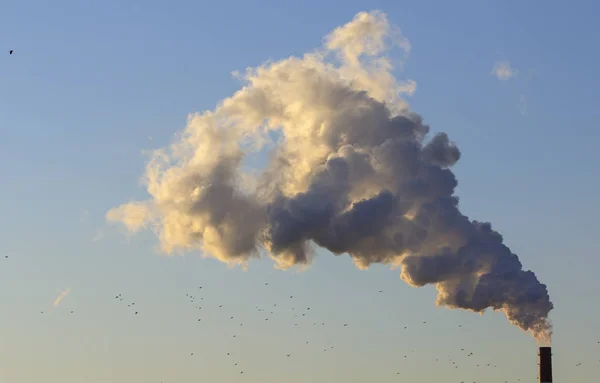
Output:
[1,1,599,382]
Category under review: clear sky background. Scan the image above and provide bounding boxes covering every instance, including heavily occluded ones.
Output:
[1,0,599,382]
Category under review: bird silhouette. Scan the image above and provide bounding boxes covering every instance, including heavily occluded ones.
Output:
[9,50,13,55]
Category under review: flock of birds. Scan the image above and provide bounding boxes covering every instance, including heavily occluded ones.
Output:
[113,281,600,381]
[171,285,489,379]
[3,253,600,382]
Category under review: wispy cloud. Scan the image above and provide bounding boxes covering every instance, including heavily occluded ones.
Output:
[519,95,527,116]
[491,61,518,80]
[53,287,71,308]
[80,209,89,223]
[92,229,105,242]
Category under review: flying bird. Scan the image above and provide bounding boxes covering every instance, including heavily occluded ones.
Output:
[9,50,13,55]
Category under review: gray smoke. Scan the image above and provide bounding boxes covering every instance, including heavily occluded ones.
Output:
[107,10,553,341]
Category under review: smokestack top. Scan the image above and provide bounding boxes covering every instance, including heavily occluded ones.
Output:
[539,346,552,383]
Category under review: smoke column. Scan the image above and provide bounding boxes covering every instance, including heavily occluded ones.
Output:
[107,10,553,341]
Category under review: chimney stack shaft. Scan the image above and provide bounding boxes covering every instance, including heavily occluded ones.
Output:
[539,346,552,383]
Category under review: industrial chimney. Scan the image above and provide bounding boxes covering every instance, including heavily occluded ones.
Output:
[539,346,553,383]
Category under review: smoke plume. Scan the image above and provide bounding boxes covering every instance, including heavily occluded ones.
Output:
[53,287,71,308]
[107,11,553,341]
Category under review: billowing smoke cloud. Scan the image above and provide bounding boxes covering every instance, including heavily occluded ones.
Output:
[107,11,552,341]
[53,287,71,308]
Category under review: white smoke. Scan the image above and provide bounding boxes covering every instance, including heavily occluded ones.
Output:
[107,10,552,341]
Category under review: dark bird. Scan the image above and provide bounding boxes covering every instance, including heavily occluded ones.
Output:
[135,312,138,315]
[286,354,291,357]
[9,50,13,55]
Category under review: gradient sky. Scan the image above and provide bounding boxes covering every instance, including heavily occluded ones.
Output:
[1,1,599,382]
